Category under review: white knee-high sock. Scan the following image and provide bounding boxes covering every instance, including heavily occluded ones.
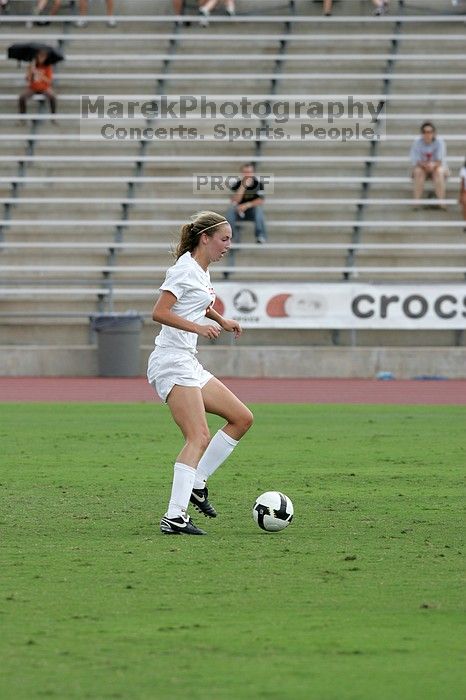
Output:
[166,462,196,519]
[193,430,238,489]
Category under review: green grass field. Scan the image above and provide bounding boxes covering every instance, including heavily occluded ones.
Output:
[1,403,464,700]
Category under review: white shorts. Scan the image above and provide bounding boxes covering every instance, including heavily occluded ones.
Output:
[147,347,213,403]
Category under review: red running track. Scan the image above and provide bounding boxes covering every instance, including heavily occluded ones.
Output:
[0,377,465,404]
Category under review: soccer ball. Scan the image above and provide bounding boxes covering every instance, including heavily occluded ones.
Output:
[252,491,294,532]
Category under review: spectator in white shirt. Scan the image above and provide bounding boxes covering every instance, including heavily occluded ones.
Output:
[410,121,448,210]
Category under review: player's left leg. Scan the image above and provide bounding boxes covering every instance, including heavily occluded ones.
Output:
[202,376,253,440]
[190,378,253,516]
[161,385,210,534]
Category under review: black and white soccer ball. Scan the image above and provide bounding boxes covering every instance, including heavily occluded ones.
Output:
[252,491,294,532]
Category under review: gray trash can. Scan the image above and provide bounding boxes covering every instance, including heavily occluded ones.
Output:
[90,312,144,377]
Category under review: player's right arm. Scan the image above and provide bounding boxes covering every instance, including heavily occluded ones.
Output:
[152,290,220,340]
[230,177,245,205]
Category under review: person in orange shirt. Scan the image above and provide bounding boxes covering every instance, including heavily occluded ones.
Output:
[18,49,57,118]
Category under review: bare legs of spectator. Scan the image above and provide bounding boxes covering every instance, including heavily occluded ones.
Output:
[432,166,447,209]
[200,0,235,22]
[35,0,62,14]
[412,166,427,207]
[19,88,57,114]
[323,0,333,15]
[174,0,195,27]
[77,0,116,27]
[26,0,61,26]
[412,165,447,210]
[202,0,235,12]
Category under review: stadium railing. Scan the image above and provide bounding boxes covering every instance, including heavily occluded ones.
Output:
[0,197,459,206]
[3,14,465,23]
[2,31,465,41]
[3,53,466,63]
[0,175,462,185]
[1,72,464,83]
[1,220,463,229]
[2,265,465,276]
[1,134,464,144]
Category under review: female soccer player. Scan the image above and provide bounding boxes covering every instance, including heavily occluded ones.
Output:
[147,211,253,535]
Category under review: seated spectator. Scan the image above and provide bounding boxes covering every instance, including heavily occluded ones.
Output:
[410,121,449,210]
[18,48,57,121]
[459,157,466,231]
[76,0,116,28]
[199,0,235,26]
[225,163,268,244]
[372,0,389,15]
[0,0,9,13]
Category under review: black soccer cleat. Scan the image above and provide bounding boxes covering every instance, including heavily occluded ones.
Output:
[190,487,218,518]
[160,514,207,535]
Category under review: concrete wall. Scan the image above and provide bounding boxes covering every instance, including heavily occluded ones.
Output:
[1,345,465,378]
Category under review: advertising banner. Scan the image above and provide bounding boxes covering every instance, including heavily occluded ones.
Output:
[212,283,466,330]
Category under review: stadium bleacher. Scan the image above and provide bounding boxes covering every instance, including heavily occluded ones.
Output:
[0,0,465,373]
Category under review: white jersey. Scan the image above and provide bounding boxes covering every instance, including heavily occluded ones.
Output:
[154,251,215,353]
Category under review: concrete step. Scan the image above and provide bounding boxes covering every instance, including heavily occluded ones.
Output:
[0,224,121,237]
[353,270,465,282]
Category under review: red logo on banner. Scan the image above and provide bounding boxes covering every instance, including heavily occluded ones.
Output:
[266,294,291,317]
